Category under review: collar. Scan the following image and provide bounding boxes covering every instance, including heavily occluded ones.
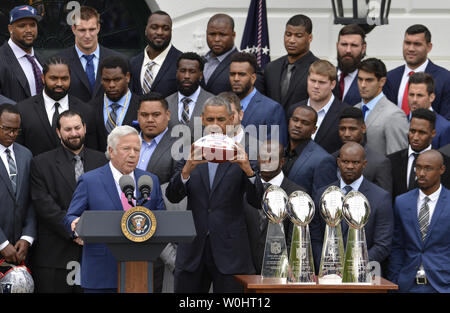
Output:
[8,38,34,58]
[178,85,201,101]
[75,43,100,59]
[144,43,172,66]
[362,91,385,110]
[308,94,335,114]
[205,46,236,63]
[419,184,442,203]
[0,143,14,155]
[140,127,168,145]
[62,146,85,162]
[262,171,285,187]
[240,88,257,111]
[405,59,429,75]
[43,90,69,111]
[337,68,358,80]
[106,89,130,107]
[109,161,135,180]
[408,144,432,156]
[340,175,364,191]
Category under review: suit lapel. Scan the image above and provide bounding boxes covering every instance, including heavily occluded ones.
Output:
[13,144,27,200]
[0,149,15,198]
[210,161,232,196]
[198,163,211,194]
[241,90,260,125]
[365,96,386,128]
[122,94,138,125]
[206,48,236,89]
[3,44,30,97]
[423,188,447,246]
[151,46,175,90]
[33,95,59,144]
[288,141,315,180]
[69,47,92,93]
[55,148,77,192]
[314,98,340,143]
[147,131,171,171]
[101,165,123,211]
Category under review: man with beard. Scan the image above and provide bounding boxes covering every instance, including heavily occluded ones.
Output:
[229,52,288,146]
[29,110,107,293]
[16,56,97,156]
[0,5,44,102]
[130,11,182,98]
[333,24,366,106]
[57,6,125,103]
[167,52,214,136]
[92,55,139,151]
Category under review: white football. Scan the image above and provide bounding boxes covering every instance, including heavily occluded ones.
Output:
[194,133,238,163]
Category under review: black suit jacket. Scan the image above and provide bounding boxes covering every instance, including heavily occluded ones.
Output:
[0,42,44,102]
[129,45,182,98]
[16,94,98,156]
[261,51,318,110]
[55,45,124,103]
[91,93,140,152]
[200,47,238,95]
[29,146,107,268]
[287,97,349,154]
[388,148,450,200]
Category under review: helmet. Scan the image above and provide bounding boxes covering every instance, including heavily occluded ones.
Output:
[0,259,34,293]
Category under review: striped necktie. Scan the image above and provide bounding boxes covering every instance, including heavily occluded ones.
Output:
[142,61,156,94]
[5,149,17,194]
[181,97,191,124]
[105,102,121,133]
[74,155,84,182]
[418,196,430,240]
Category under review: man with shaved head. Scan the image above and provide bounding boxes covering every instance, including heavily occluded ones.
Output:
[389,150,450,293]
[311,142,393,274]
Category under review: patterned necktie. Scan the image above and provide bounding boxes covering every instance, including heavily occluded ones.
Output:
[343,185,353,195]
[74,155,84,182]
[52,102,60,129]
[105,102,121,133]
[181,97,191,124]
[418,196,430,240]
[82,54,96,91]
[263,182,272,191]
[401,71,414,115]
[339,72,347,100]
[5,149,17,194]
[281,63,295,101]
[362,105,369,120]
[408,152,420,189]
[142,61,156,94]
[24,54,43,95]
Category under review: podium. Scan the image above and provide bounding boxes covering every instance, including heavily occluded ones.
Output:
[76,210,196,293]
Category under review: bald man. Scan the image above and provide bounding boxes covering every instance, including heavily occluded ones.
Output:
[311,142,393,273]
[389,150,450,293]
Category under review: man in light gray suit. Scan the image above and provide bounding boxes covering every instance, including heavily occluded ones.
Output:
[355,58,408,156]
[0,104,35,266]
[166,52,214,138]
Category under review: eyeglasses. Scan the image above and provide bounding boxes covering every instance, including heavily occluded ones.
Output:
[0,125,21,135]
[415,166,441,173]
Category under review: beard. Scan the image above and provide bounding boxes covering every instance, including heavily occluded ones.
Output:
[337,51,365,74]
[62,135,85,151]
[233,81,252,98]
[146,34,171,52]
[177,79,200,96]
[44,85,68,101]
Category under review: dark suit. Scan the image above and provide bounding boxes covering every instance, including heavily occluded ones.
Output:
[0,143,36,256]
[384,60,450,119]
[287,97,349,154]
[91,93,140,152]
[15,94,98,156]
[333,70,361,106]
[439,143,450,158]
[262,51,318,111]
[166,158,264,292]
[388,187,450,292]
[55,45,124,103]
[0,94,16,105]
[63,164,166,290]
[129,46,182,98]
[241,89,288,146]
[387,148,450,200]
[29,146,107,292]
[0,42,44,102]
[201,47,237,95]
[432,113,450,149]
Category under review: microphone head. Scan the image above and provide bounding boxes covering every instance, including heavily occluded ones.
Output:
[138,175,153,193]
[119,175,135,193]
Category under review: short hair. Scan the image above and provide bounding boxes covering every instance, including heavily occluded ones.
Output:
[74,6,100,25]
[338,24,366,44]
[408,72,435,95]
[202,95,232,115]
[358,58,387,80]
[177,52,204,72]
[0,103,20,118]
[339,106,364,124]
[230,52,258,73]
[99,55,129,76]
[56,110,85,130]
[105,125,140,159]
[218,91,241,112]
[207,14,234,31]
[292,104,318,125]
[411,108,436,130]
[149,10,171,21]
[286,14,312,34]
[42,56,70,76]
[138,92,168,111]
[405,24,431,43]
[309,59,337,82]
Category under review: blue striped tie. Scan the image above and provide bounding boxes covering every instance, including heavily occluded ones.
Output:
[5,149,17,194]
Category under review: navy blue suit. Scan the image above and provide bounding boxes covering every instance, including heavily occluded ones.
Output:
[384,60,450,119]
[63,164,165,290]
[388,187,450,293]
[333,72,361,106]
[241,89,288,146]
[433,113,450,149]
[200,47,237,95]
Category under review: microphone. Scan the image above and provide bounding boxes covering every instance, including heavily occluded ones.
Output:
[137,175,153,204]
[119,175,135,206]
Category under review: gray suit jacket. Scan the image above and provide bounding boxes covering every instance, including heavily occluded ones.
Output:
[0,143,36,246]
[356,95,408,155]
[145,130,178,185]
[166,88,214,136]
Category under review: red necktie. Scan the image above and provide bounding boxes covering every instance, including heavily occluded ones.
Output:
[401,71,414,115]
[339,72,347,101]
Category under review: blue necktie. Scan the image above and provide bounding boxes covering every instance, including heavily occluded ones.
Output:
[362,105,369,120]
[208,162,218,189]
[83,54,96,91]
[343,185,353,195]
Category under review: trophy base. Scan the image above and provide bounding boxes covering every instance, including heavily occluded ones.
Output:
[287,281,316,285]
[341,282,372,285]
[318,274,342,285]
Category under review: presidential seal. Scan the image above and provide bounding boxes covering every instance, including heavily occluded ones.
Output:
[121,206,157,242]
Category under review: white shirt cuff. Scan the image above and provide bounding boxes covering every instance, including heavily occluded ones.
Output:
[20,236,34,246]
[181,173,190,184]
[0,240,9,251]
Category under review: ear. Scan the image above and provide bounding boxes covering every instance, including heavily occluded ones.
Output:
[238,109,244,122]
[431,128,436,139]
[125,72,131,84]
[330,79,337,90]
[429,92,436,103]
[379,77,387,88]
[56,127,62,140]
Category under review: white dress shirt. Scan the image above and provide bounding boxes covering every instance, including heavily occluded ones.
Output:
[406,144,432,188]
[177,86,201,122]
[262,171,284,187]
[397,59,429,108]
[140,43,172,89]
[417,184,441,225]
[308,94,335,140]
[43,91,69,125]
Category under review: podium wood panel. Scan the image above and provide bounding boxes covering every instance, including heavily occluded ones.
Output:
[234,275,398,293]
[118,261,153,293]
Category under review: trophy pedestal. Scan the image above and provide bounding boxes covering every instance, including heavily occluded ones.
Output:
[288,225,315,283]
[261,222,289,278]
[318,224,345,284]
[342,228,370,283]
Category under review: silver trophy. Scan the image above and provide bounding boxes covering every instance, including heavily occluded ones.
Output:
[286,191,316,283]
[342,190,371,284]
[318,186,345,284]
[261,185,289,278]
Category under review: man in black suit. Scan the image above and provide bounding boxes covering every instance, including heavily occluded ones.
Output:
[0,5,44,102]
[29,110,107,293]
[129,11,182,98]
[388,108,450,200]
[262,14,318,111]
[287,59,349,154]
[333,106,393,194]
[56,6,124,103]
[92,55,139,152]
[16,56,97,156]
[202,14,238,95]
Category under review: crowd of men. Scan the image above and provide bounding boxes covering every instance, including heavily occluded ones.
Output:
[0,4,449,294]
